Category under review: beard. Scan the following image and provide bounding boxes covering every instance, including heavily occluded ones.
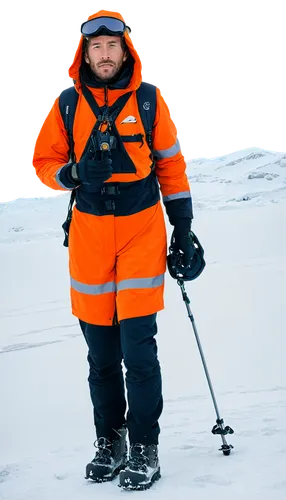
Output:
[90,59,124,83]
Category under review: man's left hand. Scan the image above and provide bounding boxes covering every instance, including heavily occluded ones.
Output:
[172,220,196,267]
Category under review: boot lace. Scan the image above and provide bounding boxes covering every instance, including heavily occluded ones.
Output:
[92,437,113,465]
[128,444,148,472]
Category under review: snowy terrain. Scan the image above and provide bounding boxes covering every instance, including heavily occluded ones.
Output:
[0,147,285,499]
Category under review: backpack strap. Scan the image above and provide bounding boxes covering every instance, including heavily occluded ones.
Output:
[62,188,76,248]
[59,87,79,163]
[136,82,157,152]
[59,87,78,247]
[59,83,157,157]
[59,83,157,247]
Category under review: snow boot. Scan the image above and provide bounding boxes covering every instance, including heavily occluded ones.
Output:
[85,427,127,482]
[119,443,161,490]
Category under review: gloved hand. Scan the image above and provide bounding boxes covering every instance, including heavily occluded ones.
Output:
[72,150,113,189]
[172,219,196,267]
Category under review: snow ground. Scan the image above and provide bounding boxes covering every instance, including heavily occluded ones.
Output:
[0,148,285,499]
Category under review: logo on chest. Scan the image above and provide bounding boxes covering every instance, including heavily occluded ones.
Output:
[121,115,137,124]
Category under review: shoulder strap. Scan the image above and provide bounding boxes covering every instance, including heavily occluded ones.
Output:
[59,87,79,162]
[81,85,102,118]
[136,82,157,151]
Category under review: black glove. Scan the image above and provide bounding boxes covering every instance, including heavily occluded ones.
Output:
[172,219,196,267]
[73,150,113,189]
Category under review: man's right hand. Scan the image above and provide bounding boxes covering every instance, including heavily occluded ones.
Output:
[72,150,113,189]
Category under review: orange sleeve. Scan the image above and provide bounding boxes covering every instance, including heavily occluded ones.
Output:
[152,88,191,202]
[33,97,72,191]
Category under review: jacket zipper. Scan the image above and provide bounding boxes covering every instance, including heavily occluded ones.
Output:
[104,85,108,106]
[112,308,119,327]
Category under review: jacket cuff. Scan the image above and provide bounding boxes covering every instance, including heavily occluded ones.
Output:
[56,164,79,190]
[173,217,192,235]
[164,197,193,225]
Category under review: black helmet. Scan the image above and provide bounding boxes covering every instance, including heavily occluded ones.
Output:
[167,231,206,281]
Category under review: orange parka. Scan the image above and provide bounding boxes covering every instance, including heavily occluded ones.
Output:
[33,10,193,325]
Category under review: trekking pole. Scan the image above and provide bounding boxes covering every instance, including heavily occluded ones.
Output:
[177,279,234,456]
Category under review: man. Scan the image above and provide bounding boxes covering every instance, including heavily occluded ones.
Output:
[33,10,195,491]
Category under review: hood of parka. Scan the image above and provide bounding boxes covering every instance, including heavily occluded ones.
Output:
[66,8,144,90]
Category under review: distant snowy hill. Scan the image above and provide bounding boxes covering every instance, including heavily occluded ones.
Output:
[187,147,286,209]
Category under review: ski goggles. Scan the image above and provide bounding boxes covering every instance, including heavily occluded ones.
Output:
[81,16,131,37]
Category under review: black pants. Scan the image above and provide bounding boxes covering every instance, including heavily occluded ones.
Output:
[79,314,163,445]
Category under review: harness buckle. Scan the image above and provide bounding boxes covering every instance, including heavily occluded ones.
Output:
[101,185,120,196]
[104,200,116,211]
